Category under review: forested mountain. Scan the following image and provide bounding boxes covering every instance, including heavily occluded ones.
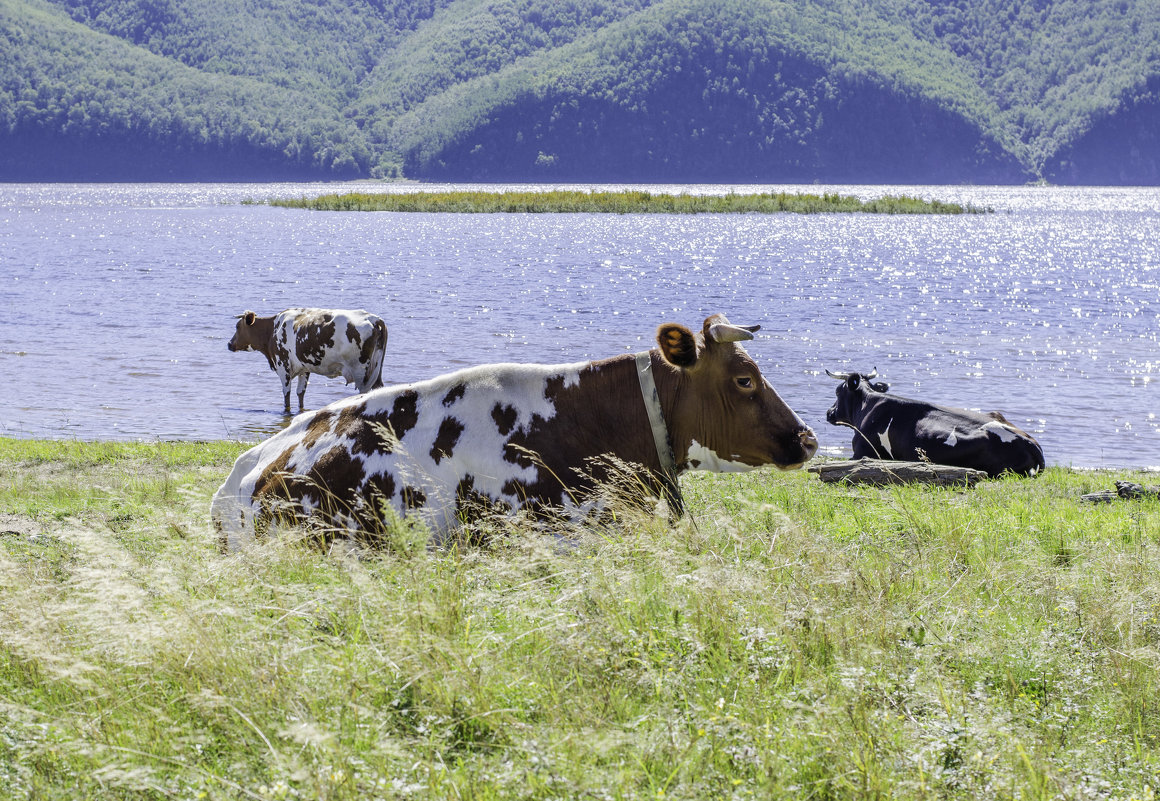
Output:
[2,0,1157,183]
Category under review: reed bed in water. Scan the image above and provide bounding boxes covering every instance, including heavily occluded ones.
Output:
[1,437,1157,799]
[264,189,987,215]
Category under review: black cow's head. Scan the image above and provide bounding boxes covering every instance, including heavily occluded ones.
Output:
[825,368,889,426]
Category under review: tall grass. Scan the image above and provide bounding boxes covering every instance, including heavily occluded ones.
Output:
[1,438,1157,799]
[262,190,987,215]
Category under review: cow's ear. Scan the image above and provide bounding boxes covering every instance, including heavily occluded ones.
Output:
[846,375,861,391]
[243,311,257,326]
[657,323,698,368]
[870,381,889,392]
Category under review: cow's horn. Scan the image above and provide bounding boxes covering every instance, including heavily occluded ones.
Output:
[707,323,758,343]
[825,369,852,380]
[865,367,878,379]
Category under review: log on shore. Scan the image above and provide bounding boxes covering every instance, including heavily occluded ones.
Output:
[808,459,987,487]
[1080,481,1160,504]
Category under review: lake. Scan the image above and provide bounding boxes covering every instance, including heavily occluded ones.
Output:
[1,182,1157,468]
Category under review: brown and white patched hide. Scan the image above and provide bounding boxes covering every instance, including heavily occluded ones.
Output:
[228,308,388,412]
[211,359,614,549]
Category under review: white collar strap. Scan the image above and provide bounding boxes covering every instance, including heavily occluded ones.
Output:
[634,351,684,517]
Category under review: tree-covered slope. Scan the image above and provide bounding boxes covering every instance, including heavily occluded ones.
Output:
[900,0,1160,180]
[1042,75,1160,184]
[0,0,378,178]
[388,0,1022,182]
[1,0,1158,182]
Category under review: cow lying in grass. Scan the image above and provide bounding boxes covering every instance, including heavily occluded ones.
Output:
[825,368,1045,477]
[212,314,818,548]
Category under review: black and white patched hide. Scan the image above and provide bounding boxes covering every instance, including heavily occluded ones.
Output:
[826,372,1045,477]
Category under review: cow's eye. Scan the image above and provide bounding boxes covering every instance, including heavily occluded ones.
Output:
[735,376,754,389]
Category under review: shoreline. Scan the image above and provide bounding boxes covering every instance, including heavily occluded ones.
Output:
[2,436,1156,472]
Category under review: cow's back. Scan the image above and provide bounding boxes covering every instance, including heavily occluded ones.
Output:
[912,403,1044,477]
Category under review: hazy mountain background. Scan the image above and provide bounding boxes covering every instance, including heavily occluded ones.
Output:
[2,0,1157,183]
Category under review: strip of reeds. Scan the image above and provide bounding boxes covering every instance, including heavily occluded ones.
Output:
[263,189,986,214]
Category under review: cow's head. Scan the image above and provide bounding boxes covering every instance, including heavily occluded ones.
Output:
[228,311,264,352]
[825,368,889,426]
[656,314,817,471]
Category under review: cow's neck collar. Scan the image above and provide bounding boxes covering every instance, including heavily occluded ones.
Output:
[634,351,684,517]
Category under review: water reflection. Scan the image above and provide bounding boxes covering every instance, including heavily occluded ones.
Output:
[228,411,300,441]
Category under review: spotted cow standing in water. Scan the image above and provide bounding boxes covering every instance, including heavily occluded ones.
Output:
[825,368,1045,477]
[228,308,388,413]
[211,314,818,549]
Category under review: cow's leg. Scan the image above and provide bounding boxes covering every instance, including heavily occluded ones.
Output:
[296,373,310,411]
[278,371,293,414]
[851,437,879,460]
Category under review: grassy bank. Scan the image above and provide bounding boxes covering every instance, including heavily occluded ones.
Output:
[1,437,1157,799]
[263,189,986,215]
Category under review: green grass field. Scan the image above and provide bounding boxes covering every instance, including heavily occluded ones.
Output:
[1,438,1157,800]
[262,189,986,215]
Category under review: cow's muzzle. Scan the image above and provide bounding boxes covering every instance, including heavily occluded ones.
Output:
[775,427,819,470]
[799,427,819,460]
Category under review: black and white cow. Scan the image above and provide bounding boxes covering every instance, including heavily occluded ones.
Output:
[211,314,819,549]
[825,368,1045,477]
[228,308,388,413]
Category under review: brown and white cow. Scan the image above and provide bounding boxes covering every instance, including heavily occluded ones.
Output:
[211,314,818,549]
[228,308,388,413]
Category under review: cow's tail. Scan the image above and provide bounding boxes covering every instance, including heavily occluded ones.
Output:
[366,319,388,389]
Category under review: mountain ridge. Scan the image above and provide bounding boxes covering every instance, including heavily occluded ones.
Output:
[2,0,1157,182]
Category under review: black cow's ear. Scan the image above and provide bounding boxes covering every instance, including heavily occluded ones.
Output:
[870,381,889,392]
[657,323,698,368]
[244,311,257,326]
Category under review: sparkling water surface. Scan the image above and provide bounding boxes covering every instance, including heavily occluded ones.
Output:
[1,182,1157,468]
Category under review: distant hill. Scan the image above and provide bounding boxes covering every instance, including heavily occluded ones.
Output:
[2,0,1157,183]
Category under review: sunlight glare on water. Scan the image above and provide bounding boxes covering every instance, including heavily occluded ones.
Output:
[0,182,1156,468]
